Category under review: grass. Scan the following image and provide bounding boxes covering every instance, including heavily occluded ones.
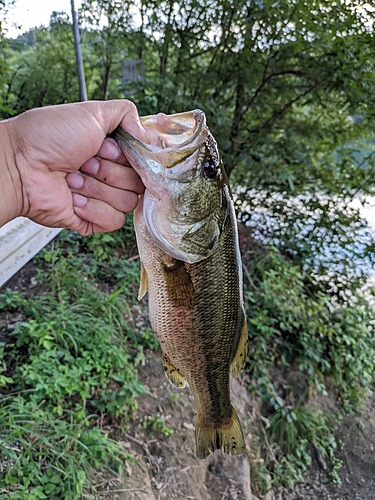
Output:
[243,245,375,494]
[0,221,150,499]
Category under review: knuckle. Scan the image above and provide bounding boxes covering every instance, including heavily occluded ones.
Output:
[125,100,137,114]
[89,178,104,198]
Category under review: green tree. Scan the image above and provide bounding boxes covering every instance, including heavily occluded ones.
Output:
[76,1,375,485]
[76,0,375,278]
[0,12,112,116]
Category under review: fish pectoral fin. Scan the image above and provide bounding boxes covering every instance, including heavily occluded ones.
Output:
[138,263,148,300]
[230,315,248,379]
[195,405,245,459]
[162,259,195,308]
[161,350,186,388]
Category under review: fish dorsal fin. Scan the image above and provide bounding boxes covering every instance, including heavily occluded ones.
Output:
[138,263,148,300]
[230,315,248,379]
[162,350,186,388]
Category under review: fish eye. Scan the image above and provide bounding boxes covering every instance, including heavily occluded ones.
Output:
[203,158,220,179]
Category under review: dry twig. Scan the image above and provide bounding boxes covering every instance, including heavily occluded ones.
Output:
[220,485,229,500]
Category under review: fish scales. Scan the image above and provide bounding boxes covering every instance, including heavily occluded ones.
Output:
[113,110,248,458]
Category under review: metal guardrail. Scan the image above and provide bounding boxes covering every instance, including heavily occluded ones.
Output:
[0,218,61,288]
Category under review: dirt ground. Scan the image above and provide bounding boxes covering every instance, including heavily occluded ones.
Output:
[285,392,375,500]
[2,262,375,500]
[98,346,375,500]
[98,350,254,500]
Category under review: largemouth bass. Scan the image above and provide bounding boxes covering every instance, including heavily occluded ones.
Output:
[113,110,248,458]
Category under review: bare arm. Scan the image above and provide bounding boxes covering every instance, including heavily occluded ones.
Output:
[0,100,147,235]
[0,123,23,227]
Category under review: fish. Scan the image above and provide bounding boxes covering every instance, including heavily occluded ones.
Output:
[112,110,248,458]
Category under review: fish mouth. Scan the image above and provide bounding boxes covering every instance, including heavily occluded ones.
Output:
[140,109,206,152]
[112,109,219,263]
[112,109,207,175]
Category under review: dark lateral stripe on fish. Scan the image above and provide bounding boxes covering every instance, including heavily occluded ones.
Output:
[113,109,247,458]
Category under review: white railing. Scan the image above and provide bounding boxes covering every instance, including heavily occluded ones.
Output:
[0,218,61,288]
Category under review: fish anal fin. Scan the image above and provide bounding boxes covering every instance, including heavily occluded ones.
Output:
[195,405,245,459]
[162,258,194,308]
[230,316,248,379]
[162,350,186,388]
[138,263,148,300]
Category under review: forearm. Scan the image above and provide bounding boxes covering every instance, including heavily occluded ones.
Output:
[0,120,23,227]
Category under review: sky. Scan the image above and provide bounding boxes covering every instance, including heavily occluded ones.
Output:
[4,0,82,38]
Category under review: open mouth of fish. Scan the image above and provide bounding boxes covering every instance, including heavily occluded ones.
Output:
[140,110,205,149]
[112,110,209,197]
[112,109,224,263]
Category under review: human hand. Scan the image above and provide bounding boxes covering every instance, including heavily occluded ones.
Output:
[1,100,147,234]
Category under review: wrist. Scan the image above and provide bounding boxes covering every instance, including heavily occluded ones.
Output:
[0,119,24,226]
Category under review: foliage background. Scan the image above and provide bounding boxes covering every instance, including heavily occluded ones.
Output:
[1,1,375,497]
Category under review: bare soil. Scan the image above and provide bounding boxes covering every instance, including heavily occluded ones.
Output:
[98,349,254,500]
[285,392,375,500]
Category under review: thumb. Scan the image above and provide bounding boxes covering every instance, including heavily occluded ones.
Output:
[96,99,149,142]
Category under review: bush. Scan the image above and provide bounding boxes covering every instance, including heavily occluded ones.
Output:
[0,224,147,499]
[243,244,375,492]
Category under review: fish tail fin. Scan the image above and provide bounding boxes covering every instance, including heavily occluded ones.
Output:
[195,405,245,459]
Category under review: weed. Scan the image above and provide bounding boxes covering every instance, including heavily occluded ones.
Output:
[243,247,374,492]
[0,223,148,498]
[141,415,174,438]
[168,391,182,408]
[140,327,159,350]
[0,289,26,312]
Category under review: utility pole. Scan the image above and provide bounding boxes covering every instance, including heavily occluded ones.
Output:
[70,0,87,101]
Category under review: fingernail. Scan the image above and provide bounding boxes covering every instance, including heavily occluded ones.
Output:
[81,157,100,176]
[67,172,84,189]
[72,193,88,208]
[106,141,120,159]
[135,121,150,144]
[99,139,120,160]
[124,121,150,144]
